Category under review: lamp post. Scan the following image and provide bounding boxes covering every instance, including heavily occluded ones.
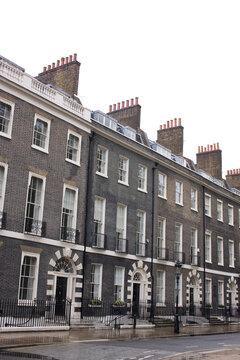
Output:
[174,259,182,334]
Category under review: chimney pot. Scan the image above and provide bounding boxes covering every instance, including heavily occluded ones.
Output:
[230,170,233,175]
[48,65,51,70]
[204,147,207,152]
[167,121,170,128]
[227,170,230,175]
[207,144,210,151]
[198,146,200,153]
[239,168,240,173]
[117,102,120,110]
[122,101,125,108]
[233,169,236,174]
[217,142,219,150]
[174,118,177,127]
[57,60,60,67]
[160,125,162,130]
[43,66,47,72]
[178,118,181,126]
[73,53,77,61]
[163,124,166,129]
[52,62,55,69]
[69,55,73,62]
[65,57,69,64]
[113,104,116,111]
[61,57,64,66]
[126,100,129,107]
[109,105,112,112]
[201,146,203,152]
[170,120,173,128]
[210,145,213,151]
[135,97,139,105]
[213,143,216,150]
[130,98,134,106]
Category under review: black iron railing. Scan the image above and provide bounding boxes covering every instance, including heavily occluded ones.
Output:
[157,247,169,260]
[60,227,80,243]
[173,251,185,263]
[190,253,200,266]
[0,299,71,328]
[115,237,128,253]
[92,233,106,248]
[24,218,47,237]
[136,241,146,256]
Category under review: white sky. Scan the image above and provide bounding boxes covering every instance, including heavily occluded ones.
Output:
[2,0,240,176]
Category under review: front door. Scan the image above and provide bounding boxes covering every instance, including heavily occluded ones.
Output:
[189,288,194,315]
[55,277,67,316]
[132,283,140,316]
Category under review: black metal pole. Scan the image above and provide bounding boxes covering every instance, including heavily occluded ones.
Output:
[202,186,206,317]
[174,273,179,333]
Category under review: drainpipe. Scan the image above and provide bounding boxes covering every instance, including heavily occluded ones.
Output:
[202,186,206,316]
[81,132,95,319]
[150,164,157,320]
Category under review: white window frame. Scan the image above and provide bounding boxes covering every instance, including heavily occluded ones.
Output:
[190,187,198,211]
[96,145,108,177]
[61,184,78,240]
[65,129,82,166]
[175,180,183,205]
[0,97,15,139]
[138,164,147,192]
[175,223,183,261]
[157,217,166,259]
[228,204,234,226]
[94,196,106,235]
[31,114,51,153]
[90,264,103,300]
[24,172,46,235]
[0,162,8,213]
[218,280,224,306]
[114,266,125,301]
[116,203,127,240]
[18,251,40,301]
[190,228,198,265]
[136,210,146,256]
[158,172,167,199]
[118,155,129,186]
[175,274,182,307]
[205,278,212,306]
[156,270,165,305]
[217,200,223,222]
[205,231,212,263]
[217,236,224,266]
[205,194,211,217]
[229,240,235,268]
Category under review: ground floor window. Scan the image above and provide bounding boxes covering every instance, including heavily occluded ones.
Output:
[114,267,124,301]
[90,264,102,300]
[156,270,165,304]
[18,252,39,300]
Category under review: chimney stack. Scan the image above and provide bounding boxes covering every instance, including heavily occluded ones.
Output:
[196,143,222,179]
[157,118,184,156]
[226,168,240,190]
[36,53,81,98]
[107,97,141,131]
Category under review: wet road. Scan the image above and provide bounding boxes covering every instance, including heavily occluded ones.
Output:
[4,332,240,359]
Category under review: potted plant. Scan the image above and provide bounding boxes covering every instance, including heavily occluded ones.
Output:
[113,300,125,307]
[89,298,102,306]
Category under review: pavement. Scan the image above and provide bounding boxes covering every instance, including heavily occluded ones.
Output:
[1,323,240,359]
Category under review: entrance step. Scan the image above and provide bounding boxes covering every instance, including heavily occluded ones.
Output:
[153,317,174,327]
[209,316,225,324]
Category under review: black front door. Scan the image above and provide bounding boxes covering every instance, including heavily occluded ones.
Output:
[189,288,194,315]
[55,277,67,316]
[132,283,140,316]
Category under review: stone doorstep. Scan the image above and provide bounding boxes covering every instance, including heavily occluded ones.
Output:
[120,324,155,329]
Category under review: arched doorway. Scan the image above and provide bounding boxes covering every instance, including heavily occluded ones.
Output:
[186,270,202,316]
[227,277,238,317]
[128,261,152,318]
[47,247,83,321]
[53,257,74,316]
